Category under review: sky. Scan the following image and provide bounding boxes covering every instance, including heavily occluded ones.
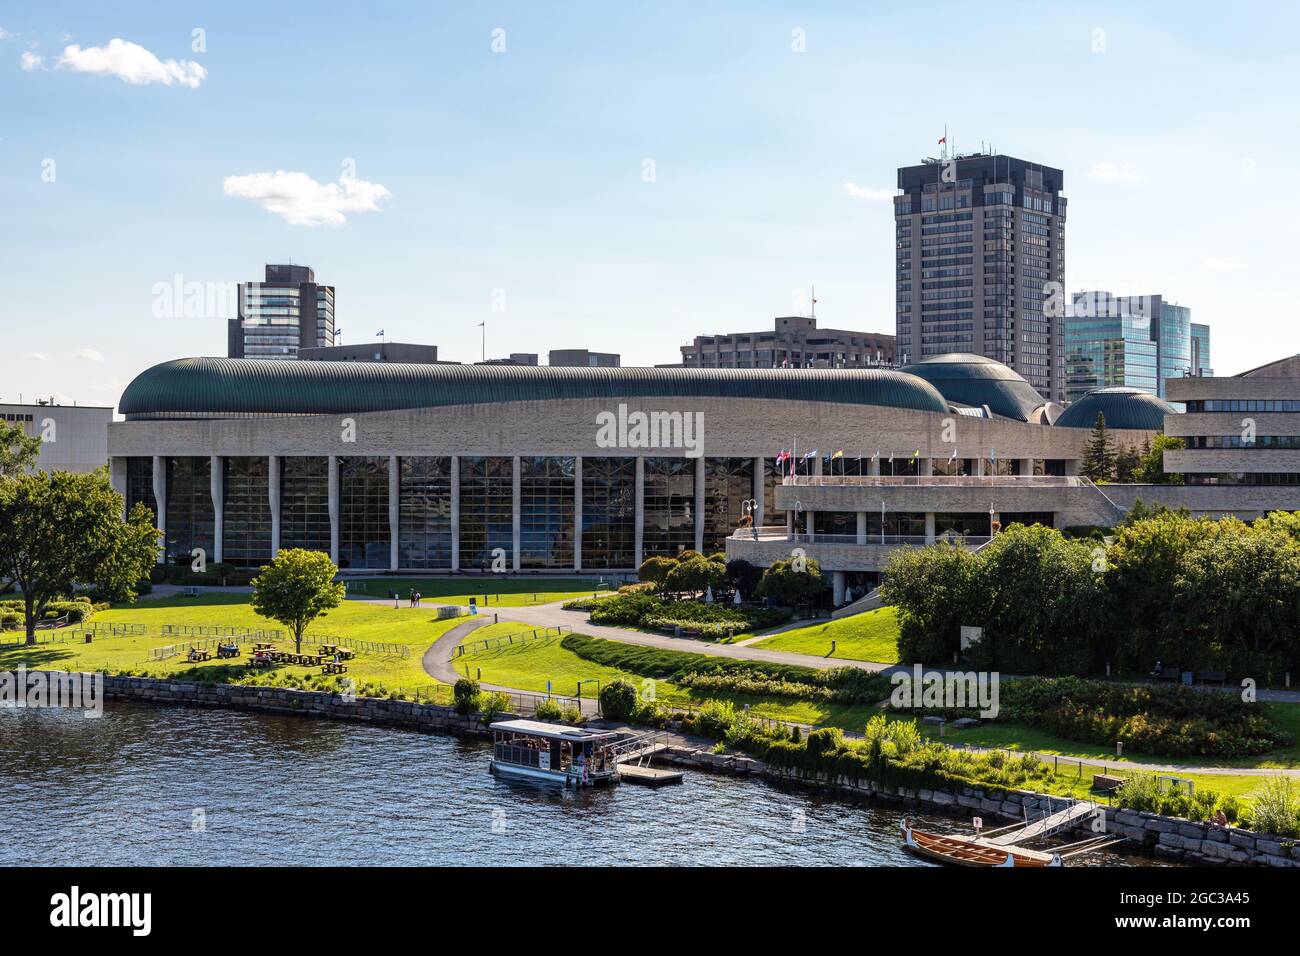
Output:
[2,0,1297,410]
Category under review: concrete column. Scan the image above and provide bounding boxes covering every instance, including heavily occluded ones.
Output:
[869,456,880,477]
[634,457,645,567]
[327,455,340,565]
[693,456,705,553]
[920,457,933,477]
[974,457,985,477]
[806,510,815,542]
[856,511,867,546]
[1065,459,1081,477]
[268,456,281,556]
[573,456,583,572]
[450,456,460,571]
[813,455,824,477]
[786,508,794,536]
[388,455,400,571]
[1018,457,1035,477]
[151,455,166,564]
[832,571,846,607]
[512,455,521,572]
[210,455,223,565]
[753,456,765,527]
[924,512,936,545]
[109,458,128,518]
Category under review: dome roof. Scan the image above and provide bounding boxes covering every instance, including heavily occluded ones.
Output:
[119,357,951,419]
[1055,387,1177,430]
[899,353,1048,421]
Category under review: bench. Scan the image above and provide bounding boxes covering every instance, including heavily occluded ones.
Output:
[1093,773,1125,792]
[1197,670,1227,687]
[1151,665,1181,683]
[182,586,201,598]
[187,650,211,662]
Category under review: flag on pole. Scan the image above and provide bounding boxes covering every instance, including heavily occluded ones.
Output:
[832,449,844,460]
[803,449,818,461]
[938,134,946,145]
[949,448,957,463]
[912,449,920,458]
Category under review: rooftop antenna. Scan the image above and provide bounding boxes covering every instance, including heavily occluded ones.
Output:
[479,321,486,362]
[810,285,816,319]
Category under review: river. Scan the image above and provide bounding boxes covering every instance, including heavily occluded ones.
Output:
[0,702,1152,866]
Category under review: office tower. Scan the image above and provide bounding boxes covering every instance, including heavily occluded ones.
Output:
[1190,322,1213,377]
[226,264,335,359]
[895,151,1066,402]
[679,315,895,368]
[1066,291,1200,401]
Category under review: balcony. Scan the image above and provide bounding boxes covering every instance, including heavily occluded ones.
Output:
[724,526,990,572]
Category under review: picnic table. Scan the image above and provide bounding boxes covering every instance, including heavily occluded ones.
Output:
[321,662,348,675]
[336,647,355,660]
[254,642,276,652]
[318,643,338,655]
[187,649,212,662]
[217,644,240,659]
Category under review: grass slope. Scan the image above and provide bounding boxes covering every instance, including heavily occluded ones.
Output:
[752,607,901,663]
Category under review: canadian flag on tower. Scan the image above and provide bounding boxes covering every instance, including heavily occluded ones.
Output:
[937,134,946,145]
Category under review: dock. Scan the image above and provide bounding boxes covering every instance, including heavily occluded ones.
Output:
[617,763,684,786]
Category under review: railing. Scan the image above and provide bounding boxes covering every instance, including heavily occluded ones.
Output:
[300,635,410,658]
[86,622,148,635]
[455,625,570,656]
[609,730,670,764]
[0,630,85,647]
[730,530,992,548]
[783,475,1083,488]
[160,625,283,639]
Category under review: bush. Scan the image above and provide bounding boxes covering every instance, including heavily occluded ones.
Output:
[533,697,564,721]
[1251,776,1300,838]
[479,691,510,723]
[599,680,638,721]
[453,678,481,715]
[561,704,583,724]
[696,700,741,739]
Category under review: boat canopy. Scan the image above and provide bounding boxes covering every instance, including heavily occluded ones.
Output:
[489,719,620,742]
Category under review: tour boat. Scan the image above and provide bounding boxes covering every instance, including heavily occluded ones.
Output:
[488,719,621,788]
[900,818,1062,867]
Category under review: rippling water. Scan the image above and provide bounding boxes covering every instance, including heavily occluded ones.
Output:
[0,703,1153,866]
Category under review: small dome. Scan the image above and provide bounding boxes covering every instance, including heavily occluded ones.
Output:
[1056,387,1177,430]
[900,353,1048,421]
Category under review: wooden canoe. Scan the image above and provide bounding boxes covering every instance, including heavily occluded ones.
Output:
[900,819,1062,868]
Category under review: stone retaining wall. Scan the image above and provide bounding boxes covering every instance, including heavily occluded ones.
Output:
[659,746,1298,867]
[55,673,1300,867]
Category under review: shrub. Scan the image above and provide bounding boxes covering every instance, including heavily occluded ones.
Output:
[533,697,564,721]
[806,727,844,758]
[599,680,638,721]
[453,678,481,715]
[637,556,677,590]
[479,691,510,723]
[696,700,740,739]
[561,704,583,724]
[1251,775,1300,838]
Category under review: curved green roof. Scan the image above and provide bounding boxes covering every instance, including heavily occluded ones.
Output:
[1056,386,1177,430]
[899,353,1048,421]
[119,357,950,418]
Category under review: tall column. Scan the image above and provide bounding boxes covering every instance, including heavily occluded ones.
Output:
[388,455,400,571]
[752,456,765,527]
[974,457,985,477]
[327,455,340,565]
[573,456,583,572]
[1065,459,1080,477]
[925,512,936,545]
[268,455,281,556]
[920,457,933,477]
[1018,457,1035,477]
[856,511,867,546]
[832,571,846,606]
[512,455,521,572]
[693,456,705,553]
[869,455,880,477]
[109,458,128,518]
[450,456,460,571]
[633,457,645,568]
[151,455,166,564]
[209,455,223,565]
[813,455,824,477]
[806,510,815,542]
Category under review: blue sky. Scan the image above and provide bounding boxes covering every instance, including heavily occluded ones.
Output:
[2,1,1297,409]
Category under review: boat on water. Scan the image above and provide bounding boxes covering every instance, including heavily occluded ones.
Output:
[900,818,1063,867]
[489,719,621,787]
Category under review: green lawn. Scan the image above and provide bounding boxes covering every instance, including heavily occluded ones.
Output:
[341,576,609,607]
[0,594,464,690]
[752,607,901,663]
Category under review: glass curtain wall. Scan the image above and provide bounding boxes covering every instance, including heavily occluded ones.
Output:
[398,457,453,569]
[580,457,636,569]
[519,456,575,569]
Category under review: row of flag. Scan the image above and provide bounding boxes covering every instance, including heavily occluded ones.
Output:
[774,447,1000,473]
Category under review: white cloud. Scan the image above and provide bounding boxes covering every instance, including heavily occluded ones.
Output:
[20,51,42,71]
[842,181,894,200]
[56,39,206,88]
[1088,162,1142,183]
[26,352,48,361]
[1200,257,1240,272]
[223,170,393,226]
[0,28,11,41]
[77,348,105,363]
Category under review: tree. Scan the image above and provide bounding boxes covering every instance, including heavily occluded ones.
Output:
[755,557,824,607]
[664,554,725,596]
[0,419,41,478]
[1115,442,1141,483]
[0,468,158,644]
[1255,510,1300,542]
[637,555,676,592]
[250,548,345,653]
[1081,412,1116,481]
[1133,433,1185,485]
[880,542,984,664]
[725,558,762,599]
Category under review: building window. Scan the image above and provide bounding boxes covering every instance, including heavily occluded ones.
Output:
[399,457,453,569]
[643,457,696,557]
[459,456,514,570]
[581,457,636,569]
[165,457,213,564]
[223,457,271,566]
[339,456,389,570]
[125,457,156,526]
[703,457,754,553]
[280,457,331,555]
[519,456,575,569]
